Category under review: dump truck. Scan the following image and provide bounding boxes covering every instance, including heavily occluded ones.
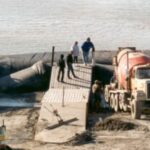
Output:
[104,47,150,119]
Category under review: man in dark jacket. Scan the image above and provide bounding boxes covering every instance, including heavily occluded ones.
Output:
[66,52,76,79]
[57,54,65,82]
[91,80,103,112]
[81,37,95,65]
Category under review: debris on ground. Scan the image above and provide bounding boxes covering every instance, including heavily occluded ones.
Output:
[25,108,40,139]
[65,131,95,146]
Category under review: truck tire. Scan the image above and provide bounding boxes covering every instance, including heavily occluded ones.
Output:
[131,100,141,119]
[114,94,119,112]
[110,94,115,109]
[104,86,110,103]
[119,101,123,110]
[123,103,128,112]
[119,94,123,110]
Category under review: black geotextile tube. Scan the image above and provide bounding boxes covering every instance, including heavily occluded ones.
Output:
[0,51,116,77]
[0,61,51,93]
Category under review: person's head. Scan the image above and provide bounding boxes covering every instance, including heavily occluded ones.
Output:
[87,37,91,42]
[60,54,64,59]
[75,41,78,45]
[94,80,101,85]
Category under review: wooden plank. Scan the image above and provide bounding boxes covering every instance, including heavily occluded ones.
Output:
[43,89,89,103]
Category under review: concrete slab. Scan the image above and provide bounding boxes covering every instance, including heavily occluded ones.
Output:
[43,88,89,103]
[35,65,92,143]
[35,102,87,143]
[35,89,89,143]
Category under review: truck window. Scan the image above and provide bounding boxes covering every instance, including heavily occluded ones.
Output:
[135,68,150,79]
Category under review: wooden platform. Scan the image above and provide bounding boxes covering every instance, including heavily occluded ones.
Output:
[50,64,92,89]
[35,64,92,143]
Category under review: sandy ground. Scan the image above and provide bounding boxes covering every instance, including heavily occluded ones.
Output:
[0,101,150,150]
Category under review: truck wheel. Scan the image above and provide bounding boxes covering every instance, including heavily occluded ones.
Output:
[123,103,128,112]
[119,100,123,110]
[104,86,110,103]
[119,94,123,110]
[131,100,141,119]
[110,94,114,109]
[114,94,119,112]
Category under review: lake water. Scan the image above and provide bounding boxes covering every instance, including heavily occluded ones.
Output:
[0,0,150,55]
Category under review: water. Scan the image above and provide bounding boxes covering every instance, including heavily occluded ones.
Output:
[0,98,40,107]
[0,0,150,55]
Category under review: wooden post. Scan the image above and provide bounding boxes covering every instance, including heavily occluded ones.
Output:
[51,46,55,66]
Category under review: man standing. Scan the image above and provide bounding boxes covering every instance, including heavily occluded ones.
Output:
[66,52,76,79]
[91,80,103,113]
[81,37,95,65]
[57,54,65,82]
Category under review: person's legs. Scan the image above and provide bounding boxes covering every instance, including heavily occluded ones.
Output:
[85,51,89,64]
[73,56,75,63]
[57,68,61,81]
[61,69,65,82]
[95,93,101,112]
[82,51,86,64]
[70,64,76,77]
[83,51,89,64]
[74,56,77,63]
[91,93,96,112]
[76,56,78,63]
[67,64,71,78]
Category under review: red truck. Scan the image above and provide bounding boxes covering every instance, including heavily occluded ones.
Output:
[105,47,150,119]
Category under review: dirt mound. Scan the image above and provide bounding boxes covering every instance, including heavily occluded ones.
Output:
[93,118,138,131]
[65,131,95,146]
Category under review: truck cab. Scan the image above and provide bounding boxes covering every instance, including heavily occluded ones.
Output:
[131,64,150,101]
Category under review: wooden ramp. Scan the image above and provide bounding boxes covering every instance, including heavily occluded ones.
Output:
[35,64,92,143]
[50,64,92,89]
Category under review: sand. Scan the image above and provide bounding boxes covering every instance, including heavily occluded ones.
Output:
[0,105,149,150]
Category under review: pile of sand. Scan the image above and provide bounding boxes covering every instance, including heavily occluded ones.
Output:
[93,118,149,131]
